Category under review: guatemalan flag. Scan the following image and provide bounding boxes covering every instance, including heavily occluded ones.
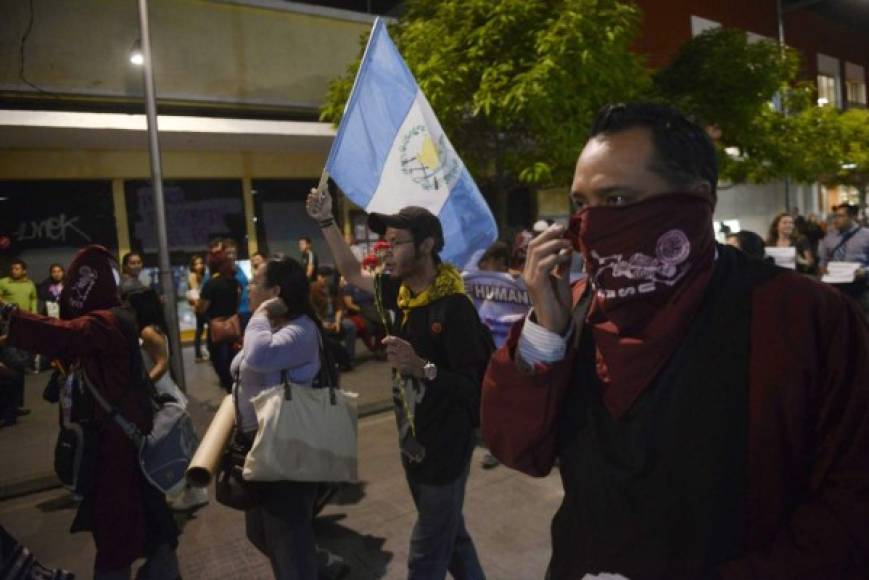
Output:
[325,18,497,267]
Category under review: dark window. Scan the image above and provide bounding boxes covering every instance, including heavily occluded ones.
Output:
[124,179,247,265]
[0,180,117,277]
[252,179,337,264]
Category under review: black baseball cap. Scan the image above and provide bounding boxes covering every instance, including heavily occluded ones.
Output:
[368,206,444,253]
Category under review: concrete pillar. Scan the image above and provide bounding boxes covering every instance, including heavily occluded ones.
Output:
[112,178,131,260]
[241,160,258,257]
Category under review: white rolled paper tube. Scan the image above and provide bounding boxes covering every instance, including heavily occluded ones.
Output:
[185,395,236,487]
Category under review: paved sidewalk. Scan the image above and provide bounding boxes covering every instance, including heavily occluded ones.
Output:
[1,340,565,578]
[0,412,564,579]
[0,370,54,498]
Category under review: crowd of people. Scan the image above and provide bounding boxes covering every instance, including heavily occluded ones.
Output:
[0,259,65,427]
[723,202,869,316]
[1,101,868,580]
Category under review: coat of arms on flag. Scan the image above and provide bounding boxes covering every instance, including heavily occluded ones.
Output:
[324,18,497,267]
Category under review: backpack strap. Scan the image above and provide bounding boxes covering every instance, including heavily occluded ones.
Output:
[829,226,863,259]
[79,370,144,448]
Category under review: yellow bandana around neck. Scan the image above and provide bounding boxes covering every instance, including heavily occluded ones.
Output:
[396,263,465,325]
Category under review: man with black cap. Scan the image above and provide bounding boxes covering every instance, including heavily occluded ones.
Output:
[307,188,489,580]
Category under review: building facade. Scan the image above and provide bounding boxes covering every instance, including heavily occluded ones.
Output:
[2,0,867,286]
[1,0,385,332]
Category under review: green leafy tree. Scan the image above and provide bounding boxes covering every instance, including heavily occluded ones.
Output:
[836,108,869,208]
[719,85,828,184]
[653,28,799,141]
[321,0,649,224]
[651,27,802,183]
[652,26,869,209]
[720,89,869,210]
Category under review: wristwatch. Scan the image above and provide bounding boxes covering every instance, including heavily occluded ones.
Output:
[422,360,438,382]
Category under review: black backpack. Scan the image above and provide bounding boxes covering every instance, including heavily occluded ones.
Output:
[53,370,99,496]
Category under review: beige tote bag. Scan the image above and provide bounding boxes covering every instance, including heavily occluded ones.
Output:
[243,372,358,483]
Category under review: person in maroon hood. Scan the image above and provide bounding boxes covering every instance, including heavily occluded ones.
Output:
[481,104,869,580]
[0,246,179,580]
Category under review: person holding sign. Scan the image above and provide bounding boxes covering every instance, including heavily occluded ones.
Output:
[818,203,869,315]
[765,212,814,273]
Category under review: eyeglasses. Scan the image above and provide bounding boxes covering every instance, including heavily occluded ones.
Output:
[380,239,414,253]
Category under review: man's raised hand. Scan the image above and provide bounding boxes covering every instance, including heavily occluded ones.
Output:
[523,223,574,334]
[305,186,333,222]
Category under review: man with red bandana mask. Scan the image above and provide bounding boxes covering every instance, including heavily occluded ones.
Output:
[481,103,869,580]
[0,246,179,580]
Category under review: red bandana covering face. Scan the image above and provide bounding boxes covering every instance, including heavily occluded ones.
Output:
[60,245,121,320]
[568,193,716,417]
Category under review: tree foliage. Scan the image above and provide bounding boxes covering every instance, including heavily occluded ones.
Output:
[653,27,869,196]
[653,28,799,147]
[322,4,869,213]
[321,0,648,190]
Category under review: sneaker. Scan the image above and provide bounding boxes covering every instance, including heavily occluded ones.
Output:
[195,354,209,363]
[15,408,31,417]
[169,485,209,512]
[481,452,500,470]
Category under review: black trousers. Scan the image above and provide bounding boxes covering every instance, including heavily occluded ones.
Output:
[0,376,23,422]
[193,314,207,358]
[208,337,237,392]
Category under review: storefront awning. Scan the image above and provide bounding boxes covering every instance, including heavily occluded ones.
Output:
[0,110,336,152]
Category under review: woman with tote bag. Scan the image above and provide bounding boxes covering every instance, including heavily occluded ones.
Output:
[230,256,323,579]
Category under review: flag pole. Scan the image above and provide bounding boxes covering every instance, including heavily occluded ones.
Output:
[316,168,330,197]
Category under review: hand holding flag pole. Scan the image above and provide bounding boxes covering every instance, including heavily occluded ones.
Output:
[315,168,330,204]
[317,17,497,268]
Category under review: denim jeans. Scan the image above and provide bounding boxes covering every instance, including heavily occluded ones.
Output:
[193,313,206,358]
[340,318,357,361]
[406,462,485,580]
[207,337,237,392]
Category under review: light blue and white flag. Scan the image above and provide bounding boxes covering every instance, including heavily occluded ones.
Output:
[325,18,497,267]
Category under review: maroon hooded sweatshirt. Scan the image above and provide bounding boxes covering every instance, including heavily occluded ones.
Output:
[6,246,169,571]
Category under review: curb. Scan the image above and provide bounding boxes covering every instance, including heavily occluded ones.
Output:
[358,400,393,418]
[0,474,62,501]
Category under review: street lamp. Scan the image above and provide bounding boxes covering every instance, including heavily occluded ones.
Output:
[129,39,144,66]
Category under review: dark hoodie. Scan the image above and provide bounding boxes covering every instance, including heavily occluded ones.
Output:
[6,245,177,571]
